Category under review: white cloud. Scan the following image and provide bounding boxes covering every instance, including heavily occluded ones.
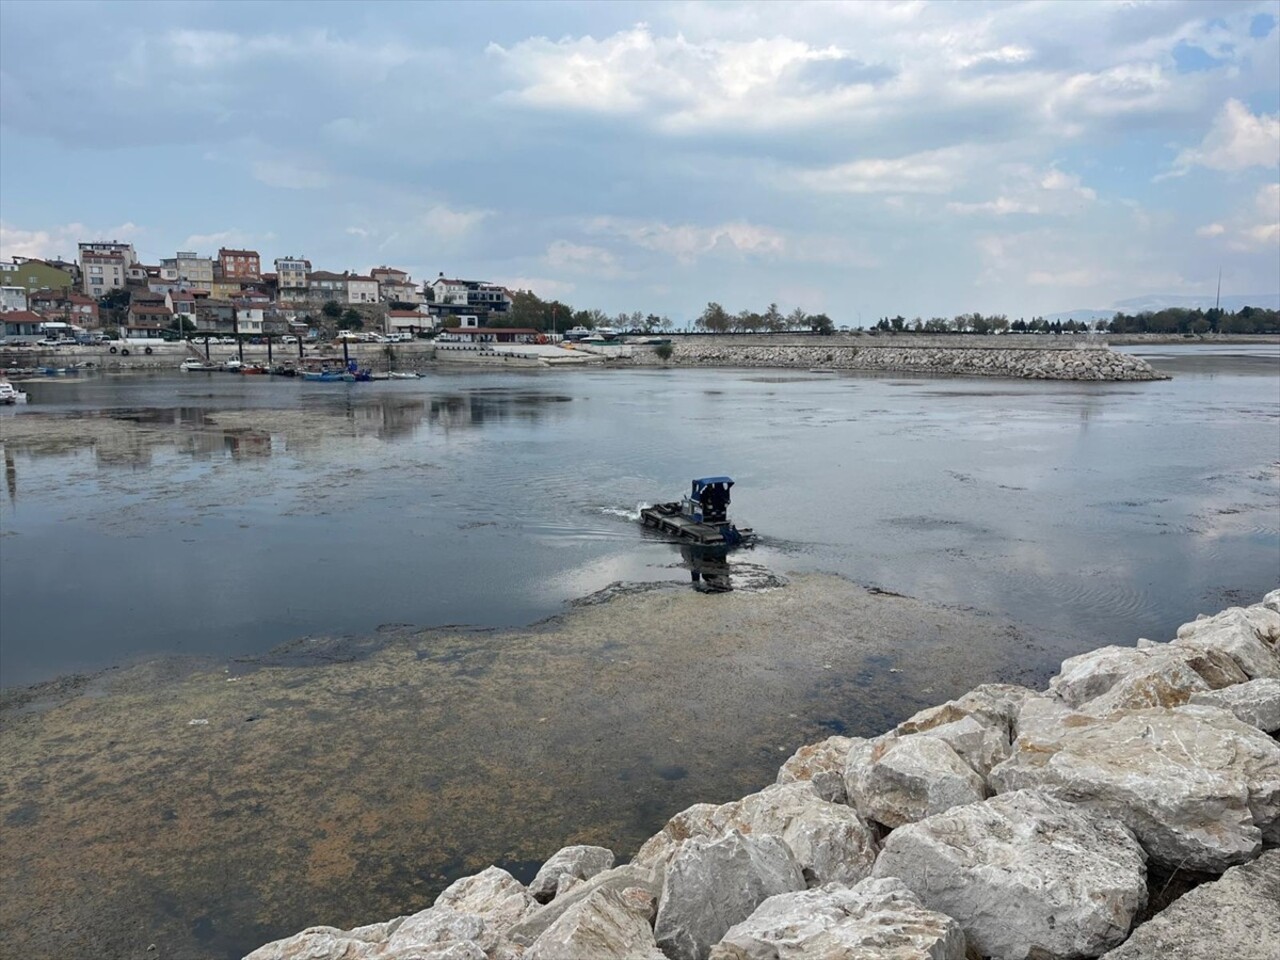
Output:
[946,166,1097,217]
[422,204,491,239]
[498,276,577,299]
[182,230,255,251]
[251,159,331,190]
[1212,182,1280,252]
[1196,222,1226,238]
[795,148,965,195]
[1171,99,1280,175]
[1027,269,1096,287]
[546,240,618,272]
[586,216,786,264]
[0,220,141,260]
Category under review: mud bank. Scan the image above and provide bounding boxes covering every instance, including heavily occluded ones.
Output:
[251,589,1280,960]
[0,576,1050,960]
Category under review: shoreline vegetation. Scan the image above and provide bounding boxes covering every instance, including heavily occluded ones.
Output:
[247,587,1280,960]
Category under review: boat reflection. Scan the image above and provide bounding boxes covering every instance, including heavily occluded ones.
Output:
[680,543,734,593]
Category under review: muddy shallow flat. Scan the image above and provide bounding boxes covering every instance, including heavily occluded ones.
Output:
[0,573,1050,960]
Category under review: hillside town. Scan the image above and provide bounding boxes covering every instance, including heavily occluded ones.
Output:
[0,241,515,344]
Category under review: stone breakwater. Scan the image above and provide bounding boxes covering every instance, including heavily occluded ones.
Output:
[651,341,1168,381]
[249,589,1280,960]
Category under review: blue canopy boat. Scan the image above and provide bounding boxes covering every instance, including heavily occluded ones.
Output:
[640,477,754,546]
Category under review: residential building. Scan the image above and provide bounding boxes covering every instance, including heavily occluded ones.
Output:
[274,256,310,300]
[0,258,77,292]
[29,289,100,326]
[160,252,214,288]
[372,266,421,304]
[429,273,513,314]
[81,250,127,296]
[1,286,28,313]
[169,290,197,324]
[210,276,245,300]
[218,248,261,282]
[438,325,540,344]
[194,299,235,335]
[234,303,264,336]
[1,310,46,341]
[124,302,173,338]
[307,270,348,304]
[347,274,379,304]
[78,240,136,268]
[386,309,430,335]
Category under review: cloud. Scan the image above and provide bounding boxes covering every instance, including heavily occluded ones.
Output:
[498,276,577,299]
[1169,99,1280,175]
[251,158,332,190]
[1196,222,1226,237]
[794,148,966,195]
[585,216,787,264]
[1199,183,1280,251]
[546,240,619,273]
[0,220,141,260]
[489,25,885,132]
[422,204,491,239]
[946,165,1097,217]
[182,230,255,250]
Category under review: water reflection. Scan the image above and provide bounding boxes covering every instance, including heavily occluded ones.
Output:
[681,544,734,593]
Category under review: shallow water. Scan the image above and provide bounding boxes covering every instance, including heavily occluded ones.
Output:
[1,344,1278,687]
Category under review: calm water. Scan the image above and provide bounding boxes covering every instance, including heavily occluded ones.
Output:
[2,345,1277,688]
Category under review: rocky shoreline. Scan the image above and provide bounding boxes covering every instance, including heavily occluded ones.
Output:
[250,589,1280,960]
[644,340,1168,381]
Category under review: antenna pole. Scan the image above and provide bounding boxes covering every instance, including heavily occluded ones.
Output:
[1215,268,1221,312]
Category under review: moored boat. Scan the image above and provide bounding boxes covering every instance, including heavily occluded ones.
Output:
[0,380,29,404]
[640,477,754,547]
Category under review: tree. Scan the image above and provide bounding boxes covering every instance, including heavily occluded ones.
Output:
[697,302,731,333]
[809,312,834,335]
[763,302,783,333]
[168,316,196,334]
[321,300,342,321]
[786,307,808,331]
[890,315,906,332]
[587,308,609,329]
[340,308,364,330]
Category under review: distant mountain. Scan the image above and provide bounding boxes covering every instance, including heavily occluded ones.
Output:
[1046,293,1279,323]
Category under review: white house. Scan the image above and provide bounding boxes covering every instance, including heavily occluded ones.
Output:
[234,304,265,335]
[346,274,379,304]
[1,286,28,312]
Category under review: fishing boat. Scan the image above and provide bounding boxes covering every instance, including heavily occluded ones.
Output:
[387,371,421,379]
[180,358,218,372]
[0,380,29,404]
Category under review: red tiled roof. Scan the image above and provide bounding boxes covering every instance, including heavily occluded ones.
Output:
[218,248,259,257]
[131,304,172,315]
[2,310,43,323]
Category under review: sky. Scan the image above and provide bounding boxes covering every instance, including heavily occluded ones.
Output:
[1,0,1277,324]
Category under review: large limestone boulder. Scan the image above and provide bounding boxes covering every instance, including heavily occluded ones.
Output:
[1173,605,1280,679]
[244,920,404,960]
[1189,678,1280,733]
[385,866,538,957]
[1100,850,1280,960]
[709,877,967,960]
[850,735,986,828]
[654,830,805,960]
[505,862,662,948]
[776,735,859,803]
[1049,644,1245,711]
[527,845,615,903]
[635,782,879,887]
[1263,588,1280,613]
[990,705,1280,871]
[873,790,1147,959]
[524,886,665,960]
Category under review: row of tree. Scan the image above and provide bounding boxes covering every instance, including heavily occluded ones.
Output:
[1103,306,1279,335]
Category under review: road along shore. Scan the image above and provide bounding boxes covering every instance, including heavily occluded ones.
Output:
[249,587,1280,960]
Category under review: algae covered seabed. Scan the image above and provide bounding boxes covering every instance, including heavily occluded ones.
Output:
[0,574,1049,960]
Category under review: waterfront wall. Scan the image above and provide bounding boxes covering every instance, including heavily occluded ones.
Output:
[249,588,1280,960]
[642,337,1168,381]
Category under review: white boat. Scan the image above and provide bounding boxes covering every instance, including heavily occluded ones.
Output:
[180,358,218,372]
[0,380,29,404]
[387,371,421,379]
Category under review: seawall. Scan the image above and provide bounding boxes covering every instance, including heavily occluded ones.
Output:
[639,335,1168,381]
[249,587,1280,960]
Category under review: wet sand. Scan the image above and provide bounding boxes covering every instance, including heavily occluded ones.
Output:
[0,574,1053,960]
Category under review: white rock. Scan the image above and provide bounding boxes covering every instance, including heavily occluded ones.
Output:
[527,845,615,903]
[636,782,879,886]
[1173,606,1280,679]
[525,886,665,960]
[1188,678,1280,733]
[1100,850,1280,960]
[505,863,662,948]
[1049,644,1244,709]
[990,705,1280,871]
[1263,589,1280,614]
[852,735,986,828]
[709,877,966,960]
[873,790,1147,959]
[386,867,537,956]
[654,830,805,960]
[776,735,858,803]
[243,926,383,960]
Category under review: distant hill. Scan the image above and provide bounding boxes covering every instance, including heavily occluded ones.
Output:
[1046,293,1280,323]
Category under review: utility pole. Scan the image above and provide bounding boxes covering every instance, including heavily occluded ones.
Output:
[1215,267,1222,312]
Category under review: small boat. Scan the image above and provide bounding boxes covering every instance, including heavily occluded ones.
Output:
[180,358,218,372]
[640,477,754,547]
[240,364,269,375]
[0,380,29,404]
[302,370,346,382]
[221,359,244,372]
[387,371,421,380]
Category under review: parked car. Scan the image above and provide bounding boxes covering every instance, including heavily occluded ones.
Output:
[37,338,65,347]
[282,336,298,345]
